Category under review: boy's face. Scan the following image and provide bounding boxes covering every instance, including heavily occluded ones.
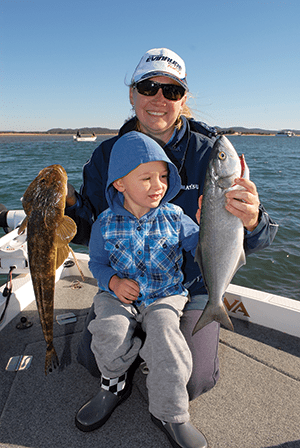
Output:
[113,161,168,219]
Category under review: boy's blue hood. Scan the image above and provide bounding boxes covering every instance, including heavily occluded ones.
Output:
[106,131,182,213]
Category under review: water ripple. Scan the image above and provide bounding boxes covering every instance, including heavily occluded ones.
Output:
[1,134,299,301]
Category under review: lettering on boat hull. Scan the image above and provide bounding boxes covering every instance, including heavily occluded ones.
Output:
[224,297,250,318]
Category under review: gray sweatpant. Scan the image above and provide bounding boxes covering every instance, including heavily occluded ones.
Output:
[88,291,192,423]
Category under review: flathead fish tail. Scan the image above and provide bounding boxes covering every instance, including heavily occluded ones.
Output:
[192,302,234,335]
[45,343,59,376]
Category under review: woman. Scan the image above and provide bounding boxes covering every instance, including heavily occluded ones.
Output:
[66,48,277,446]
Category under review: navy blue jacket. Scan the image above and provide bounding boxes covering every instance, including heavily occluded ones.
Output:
[66,116,278,298]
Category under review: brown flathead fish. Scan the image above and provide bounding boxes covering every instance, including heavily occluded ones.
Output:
[18,164,77,375]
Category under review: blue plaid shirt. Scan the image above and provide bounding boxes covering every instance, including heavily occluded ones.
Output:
[89,203,199,307]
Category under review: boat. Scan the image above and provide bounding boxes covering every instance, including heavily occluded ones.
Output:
[1,210,299,338]
[0,214,299,448]
[73,135,97,142]
[276,130,295,137]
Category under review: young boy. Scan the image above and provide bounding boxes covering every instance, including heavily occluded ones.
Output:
[75,131,207,448]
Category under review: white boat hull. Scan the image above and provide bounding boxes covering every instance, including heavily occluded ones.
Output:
[276,131,295,137]
[1,228,299,337]
[73,135,97,142]
[224,283,300,338]
[0,251,89,329]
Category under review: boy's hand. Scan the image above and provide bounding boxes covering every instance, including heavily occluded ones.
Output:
[109,275,140,304]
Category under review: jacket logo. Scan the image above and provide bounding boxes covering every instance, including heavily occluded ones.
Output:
[181,184,199,191]
[224,297,250,317]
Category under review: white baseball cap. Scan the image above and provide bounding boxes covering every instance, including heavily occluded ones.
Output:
[131,48,188,90]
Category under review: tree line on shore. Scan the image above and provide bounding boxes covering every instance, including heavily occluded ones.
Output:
[1,126,299,136]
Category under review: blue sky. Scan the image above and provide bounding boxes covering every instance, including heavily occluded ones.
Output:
[1,0,299,132]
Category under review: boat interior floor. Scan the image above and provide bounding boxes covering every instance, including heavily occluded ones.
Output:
[0,260,299,448]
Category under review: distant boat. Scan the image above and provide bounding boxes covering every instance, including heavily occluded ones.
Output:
[276,130,295,137]
[73,135,97,142]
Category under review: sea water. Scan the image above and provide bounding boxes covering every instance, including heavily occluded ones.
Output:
[0,134,299,302]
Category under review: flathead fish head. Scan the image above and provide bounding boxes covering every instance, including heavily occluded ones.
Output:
[22,165,68,214]
[209,136,241,189]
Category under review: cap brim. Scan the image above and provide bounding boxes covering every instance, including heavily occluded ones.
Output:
[134,71,188,90]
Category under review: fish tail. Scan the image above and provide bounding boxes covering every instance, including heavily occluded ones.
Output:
[192,302,234,335]
[45,343,59,375]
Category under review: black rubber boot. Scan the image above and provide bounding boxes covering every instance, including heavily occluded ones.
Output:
[151,414,208,448]
[75,384,132,432]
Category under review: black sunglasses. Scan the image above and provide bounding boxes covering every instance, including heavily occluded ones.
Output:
[133,79,186,101]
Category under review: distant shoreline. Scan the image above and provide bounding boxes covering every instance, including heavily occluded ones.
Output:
[0,132,118,136]
[0,132,299,137]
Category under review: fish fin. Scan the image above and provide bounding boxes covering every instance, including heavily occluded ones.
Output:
[45,344,59,376]
[234,250,246,275]
[56,245,71,269]
[194,242,205,283]
[192,301,234,335]
[18,216,28,234]
[54,216,77,268]
[54,216,77,247]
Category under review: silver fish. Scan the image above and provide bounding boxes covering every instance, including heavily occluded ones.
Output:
[192,135,249,335]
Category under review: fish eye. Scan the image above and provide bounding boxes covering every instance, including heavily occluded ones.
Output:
[218,151,226,160]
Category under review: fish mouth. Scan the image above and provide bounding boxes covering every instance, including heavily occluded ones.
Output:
[228,154,246,189]
[215,153,246,190]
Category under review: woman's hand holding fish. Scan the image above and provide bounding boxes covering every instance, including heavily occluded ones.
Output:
[225,178,260,232]
[109,275,140,304]
[66,183,77,207]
